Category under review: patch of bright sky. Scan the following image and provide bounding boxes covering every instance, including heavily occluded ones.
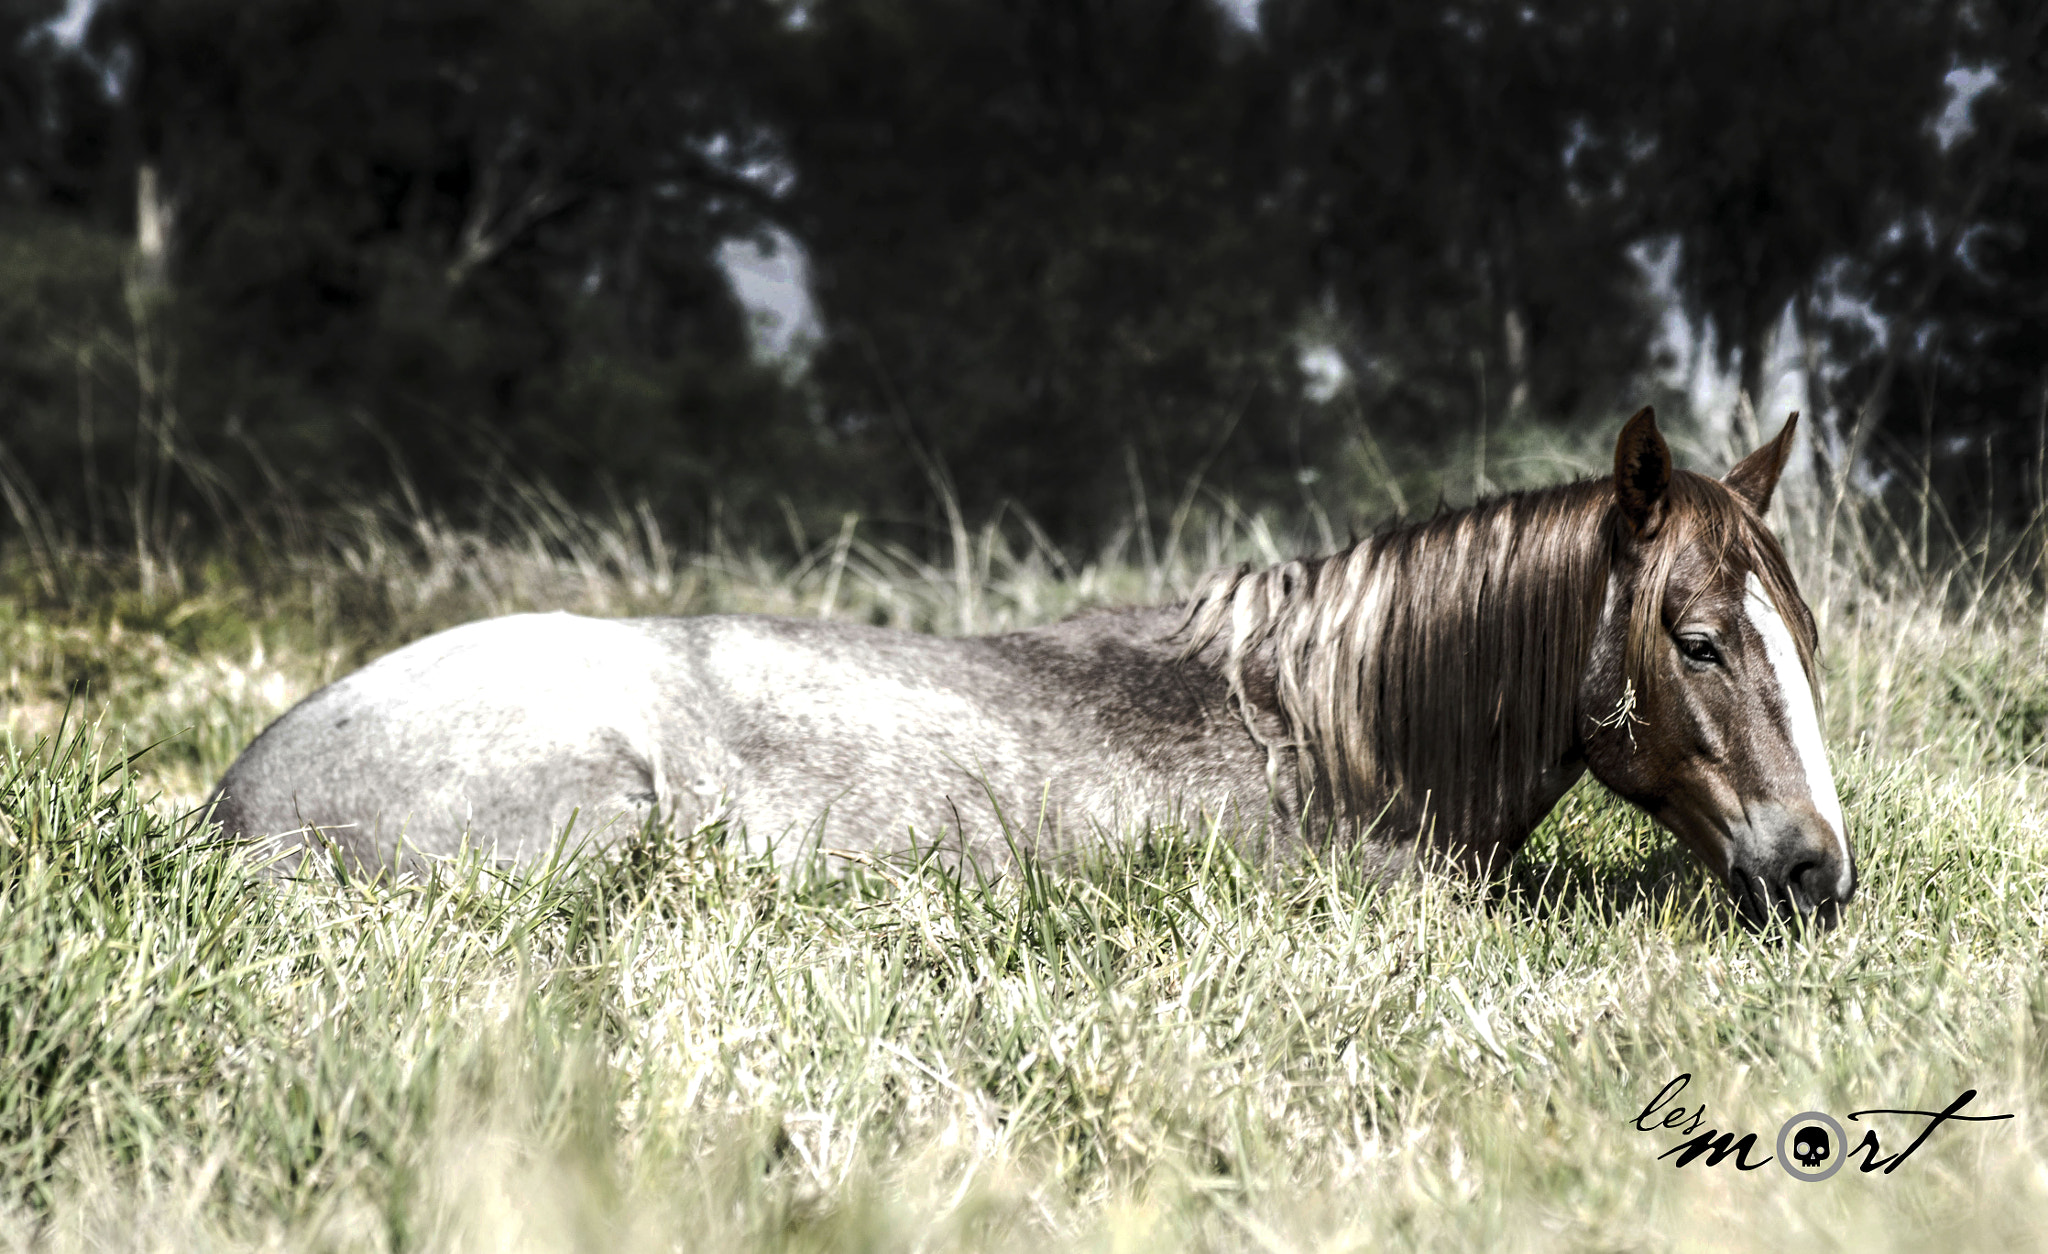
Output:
[719,231,821,364]
[1300,346,1347,403]
[49,0,95,45]
[1936,65,1997,149]
[1216,0,1261,31]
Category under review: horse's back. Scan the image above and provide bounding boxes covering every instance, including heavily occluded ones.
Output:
[211,607,1275,873]
[651,610,1274,861]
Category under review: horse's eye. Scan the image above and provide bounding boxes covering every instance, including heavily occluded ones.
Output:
[1678,634,1722,667]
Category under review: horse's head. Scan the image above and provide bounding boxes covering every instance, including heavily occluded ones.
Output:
[1582,408,1854,930]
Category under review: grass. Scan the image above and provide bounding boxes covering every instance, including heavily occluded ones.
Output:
[5,478,2048,1251]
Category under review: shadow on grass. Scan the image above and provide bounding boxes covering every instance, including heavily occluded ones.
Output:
[1493,777,1738,937]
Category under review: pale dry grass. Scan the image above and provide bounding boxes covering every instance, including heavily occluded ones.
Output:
[3,464,2048,1251]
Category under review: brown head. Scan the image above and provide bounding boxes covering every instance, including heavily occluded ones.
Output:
[1583,407,1854,929]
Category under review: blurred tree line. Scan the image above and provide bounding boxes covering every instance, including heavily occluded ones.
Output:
[0,0,2040,560]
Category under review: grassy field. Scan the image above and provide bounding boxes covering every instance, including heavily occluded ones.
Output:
[5,482,2048,1252]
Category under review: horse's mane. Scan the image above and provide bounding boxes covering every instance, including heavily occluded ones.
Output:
[1181,471,1813,852]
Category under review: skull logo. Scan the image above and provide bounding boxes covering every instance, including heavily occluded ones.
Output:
[1792,1126,1831,1169]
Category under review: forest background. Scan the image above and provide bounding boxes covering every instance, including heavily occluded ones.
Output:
[2,0,2043,568]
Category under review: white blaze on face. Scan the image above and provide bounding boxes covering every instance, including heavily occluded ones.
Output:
[1743,573,1850,893]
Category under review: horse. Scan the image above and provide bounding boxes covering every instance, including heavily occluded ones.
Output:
[209,407,1854,928]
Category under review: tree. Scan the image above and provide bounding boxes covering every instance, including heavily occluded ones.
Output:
[67,0,807,539]
[1825,0,2048,532]
[1268,0,1658,466]
[1633,0,1952,423]
[759,0,1315,544]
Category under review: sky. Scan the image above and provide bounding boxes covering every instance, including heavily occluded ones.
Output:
[50,0,93,44]
[719,233,821,363]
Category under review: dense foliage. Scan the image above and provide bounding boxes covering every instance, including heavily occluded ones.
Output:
[0,0,2039,550]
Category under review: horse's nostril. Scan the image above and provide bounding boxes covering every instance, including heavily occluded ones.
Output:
[1779,855,1852,932]
[1787,856,1845,906]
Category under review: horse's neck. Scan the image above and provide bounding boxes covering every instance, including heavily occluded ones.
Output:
[1294,486,1609,855]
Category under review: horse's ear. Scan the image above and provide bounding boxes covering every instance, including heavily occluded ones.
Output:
[1724,412,1798,514]
[1614,406,1671,537]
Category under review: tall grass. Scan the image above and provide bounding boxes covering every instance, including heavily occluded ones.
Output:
[4,455,2048,1250]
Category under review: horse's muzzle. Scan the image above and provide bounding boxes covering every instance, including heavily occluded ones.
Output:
[1728,828,1856,933]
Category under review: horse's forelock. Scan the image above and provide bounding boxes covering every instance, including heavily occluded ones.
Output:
[1624,471,1816,706]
